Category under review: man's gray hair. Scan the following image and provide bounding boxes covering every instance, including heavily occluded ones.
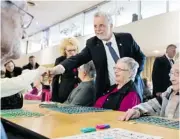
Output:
[118,57,139,81]
[82,61,96,78]
[94,11,113,25]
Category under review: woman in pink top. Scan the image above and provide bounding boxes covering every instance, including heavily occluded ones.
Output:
[94,57,141,111]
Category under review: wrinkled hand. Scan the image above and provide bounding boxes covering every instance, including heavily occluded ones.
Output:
[48,64,65,76]
[118,108,140,121]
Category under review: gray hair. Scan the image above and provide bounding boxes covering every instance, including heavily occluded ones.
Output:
[94,11,113,25]
[1,0,26,65]
[118,57,139,81]
[81,61,96,78]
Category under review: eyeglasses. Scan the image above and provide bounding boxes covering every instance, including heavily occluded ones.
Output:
[66,49,77,53]
[113,67,129,72]
[169,71,179,77]
[6,0,34,29]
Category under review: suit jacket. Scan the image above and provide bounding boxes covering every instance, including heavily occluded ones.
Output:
[61,33,146,99]
[51,56,81,103]
[152,55,172,96]
[23,63,39,70]
[5,67,22,78]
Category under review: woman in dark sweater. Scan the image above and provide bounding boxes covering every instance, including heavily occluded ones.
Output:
[51,37,81,103]
[2,60,23,109]
[4,60,22,78]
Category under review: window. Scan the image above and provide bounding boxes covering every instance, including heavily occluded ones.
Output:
[27,33,42,53]
[27,42,41,53]
[59,13,84,37]
[20,41,27,54]
[169,0,180,12]
[141,1,166,19]
[115,1,139,26]
[84,8,98,36]
[49,24,61,46]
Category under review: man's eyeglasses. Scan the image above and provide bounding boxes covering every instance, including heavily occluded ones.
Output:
[113,67,129,72]
[6,0,34,29]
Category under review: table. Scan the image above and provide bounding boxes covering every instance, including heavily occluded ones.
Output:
[2,104,180,139]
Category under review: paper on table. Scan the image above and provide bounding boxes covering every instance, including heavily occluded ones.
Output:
[54,128,163,139]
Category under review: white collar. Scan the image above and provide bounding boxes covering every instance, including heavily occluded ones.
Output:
[102,34,115,46]
[165,54,173,60]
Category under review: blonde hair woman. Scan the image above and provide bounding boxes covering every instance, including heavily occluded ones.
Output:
[52,37,81,102]
[59,37,79,57]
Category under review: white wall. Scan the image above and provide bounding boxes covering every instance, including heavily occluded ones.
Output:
[14,11,180,67]
[114,11,180,56]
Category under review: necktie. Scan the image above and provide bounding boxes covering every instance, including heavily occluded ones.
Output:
[106,42,119,63]
[170,59,174,66]
[170,59,174,64]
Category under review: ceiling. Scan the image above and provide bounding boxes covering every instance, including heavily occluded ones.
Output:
[26,0,104,36]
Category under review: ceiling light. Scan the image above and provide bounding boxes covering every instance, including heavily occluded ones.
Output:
[153,50,160,53]
[27,1,36,7]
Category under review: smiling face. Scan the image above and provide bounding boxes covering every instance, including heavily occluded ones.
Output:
[170,62,179,92]
[94,16,113,41]
[114,61,131,85]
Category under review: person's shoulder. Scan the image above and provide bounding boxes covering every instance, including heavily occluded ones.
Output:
[161,86,173,98]
[36,63,40,67]
[86,36,99,46]
[23,63,29,69]
[87,36,97,42]
[114,32,132,39]
[56,56,66,62]
[155,55,166,62]
[15,66,22,71]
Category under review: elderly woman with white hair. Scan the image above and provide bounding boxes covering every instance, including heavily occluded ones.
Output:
[94,57,141,111]
[120,60,179,120]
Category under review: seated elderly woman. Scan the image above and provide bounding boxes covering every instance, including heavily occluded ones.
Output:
[94,57,141,111]
[120,60,179,120]
[64,61,96,106]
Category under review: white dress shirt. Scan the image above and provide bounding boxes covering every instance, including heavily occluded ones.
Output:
[102,34,120,85]
[1,69,41,98]
[165,54,174,66]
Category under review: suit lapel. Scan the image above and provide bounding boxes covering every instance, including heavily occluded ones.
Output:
[95,37,108,63]
[163,55,171,67]
[114,33,124,58]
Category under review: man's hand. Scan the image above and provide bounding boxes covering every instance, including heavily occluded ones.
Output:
[48,64,65,76]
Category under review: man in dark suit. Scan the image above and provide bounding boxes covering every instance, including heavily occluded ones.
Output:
[23,56,39,70]
[50,11,146,101]
[152,44,177,97]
